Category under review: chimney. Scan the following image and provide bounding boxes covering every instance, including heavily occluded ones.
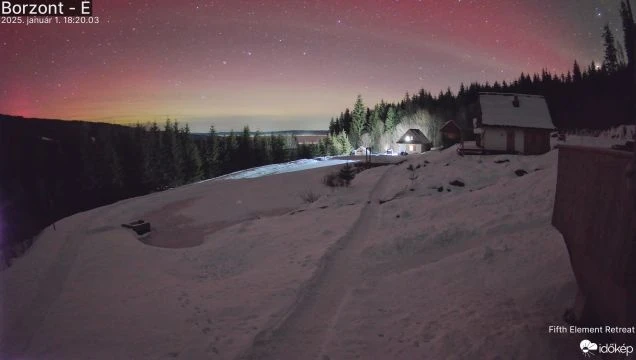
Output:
[512,95,520,108]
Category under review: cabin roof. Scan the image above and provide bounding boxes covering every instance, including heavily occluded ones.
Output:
[440,120,461,133]
[397,129,431,144]
[479,93,555,130]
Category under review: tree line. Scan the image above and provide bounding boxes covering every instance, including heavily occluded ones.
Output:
[323,1,635,152]
[0,116,315,266]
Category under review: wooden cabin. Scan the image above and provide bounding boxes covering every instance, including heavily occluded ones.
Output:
[475,93,555,155]
[396,129,431,154]
[440,120,462,148]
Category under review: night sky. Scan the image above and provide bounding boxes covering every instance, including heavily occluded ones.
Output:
[0,0,626,132]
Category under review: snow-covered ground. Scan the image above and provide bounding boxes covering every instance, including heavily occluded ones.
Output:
[0,134,629,359]
[211,158,356,180]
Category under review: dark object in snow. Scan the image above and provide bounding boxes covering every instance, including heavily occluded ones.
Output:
[449,179,465,187]
[338,163,356,186]
[444,163,449,167]
[121,220,151,235]
[424,160,430,164]
[410,188,415,192]
[515,169,528,177]
[447,189,451,192]
[320,206,329,209]
[437,187,444,192]
[407,164,415,171]
[396,214,400,218]
[494,159,510,164]
[416,164,421,169]
[611,140,634,152]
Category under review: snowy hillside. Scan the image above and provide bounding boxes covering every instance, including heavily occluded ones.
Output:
[1,137,602,359]
[210,158,355,180]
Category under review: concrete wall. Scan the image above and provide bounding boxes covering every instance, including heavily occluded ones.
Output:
[552,145,636,342]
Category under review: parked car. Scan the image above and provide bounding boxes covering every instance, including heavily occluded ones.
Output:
[399,151,408,156]
[386,148,393,155]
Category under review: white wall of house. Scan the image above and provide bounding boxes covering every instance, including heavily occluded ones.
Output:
[398,143,422,154]
[483,128,507,151]
[515,129,525,153]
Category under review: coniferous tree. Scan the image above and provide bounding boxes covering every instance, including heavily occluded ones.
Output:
[602,24,619,73]
[338,163,356,187]
[369,105,384,151]
[203,125,219,178]
[142,122,162,190]
[620,1,635,69]
[384,106,398,135]
[350,95,366,148]
[237,126,253,168]
[270,134,286,163]
[223,130,238,172]
[573,60,583,82]
[181,124,202,182]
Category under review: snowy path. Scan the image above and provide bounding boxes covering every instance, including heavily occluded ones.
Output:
[243,165,396,360]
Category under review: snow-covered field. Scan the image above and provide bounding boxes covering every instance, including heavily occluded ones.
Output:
[210,158,356,180]
[0,134,631,359]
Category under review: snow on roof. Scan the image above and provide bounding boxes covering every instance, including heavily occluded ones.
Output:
[479,93,555,130]
[397,129,431,144]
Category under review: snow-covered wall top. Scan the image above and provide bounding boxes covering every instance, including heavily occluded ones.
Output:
[479,93,555,130]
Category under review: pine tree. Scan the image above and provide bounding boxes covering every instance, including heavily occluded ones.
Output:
[224,130,239,172]
[204,125,219,178]
[238,126,253,168]
[269,134,286,163]
[602,24,619,73]
[338,163,356,187]
[329,118,337,135]
[180,124,202,182]
[573,60,583,82]
[351,95,366,148]
[142,122,162,190]
[384,106,397,135]
[339,131,353,155]
[369,105,383,150]
[620,1,634,69]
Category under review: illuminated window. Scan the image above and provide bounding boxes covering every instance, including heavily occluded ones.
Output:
[409,145,414,151]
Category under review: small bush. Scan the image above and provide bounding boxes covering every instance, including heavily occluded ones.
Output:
[322,163,357,187]
[299,189,321,203]
[322,172,343,187]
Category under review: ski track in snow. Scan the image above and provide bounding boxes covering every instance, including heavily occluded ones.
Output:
[243,164,396,360]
